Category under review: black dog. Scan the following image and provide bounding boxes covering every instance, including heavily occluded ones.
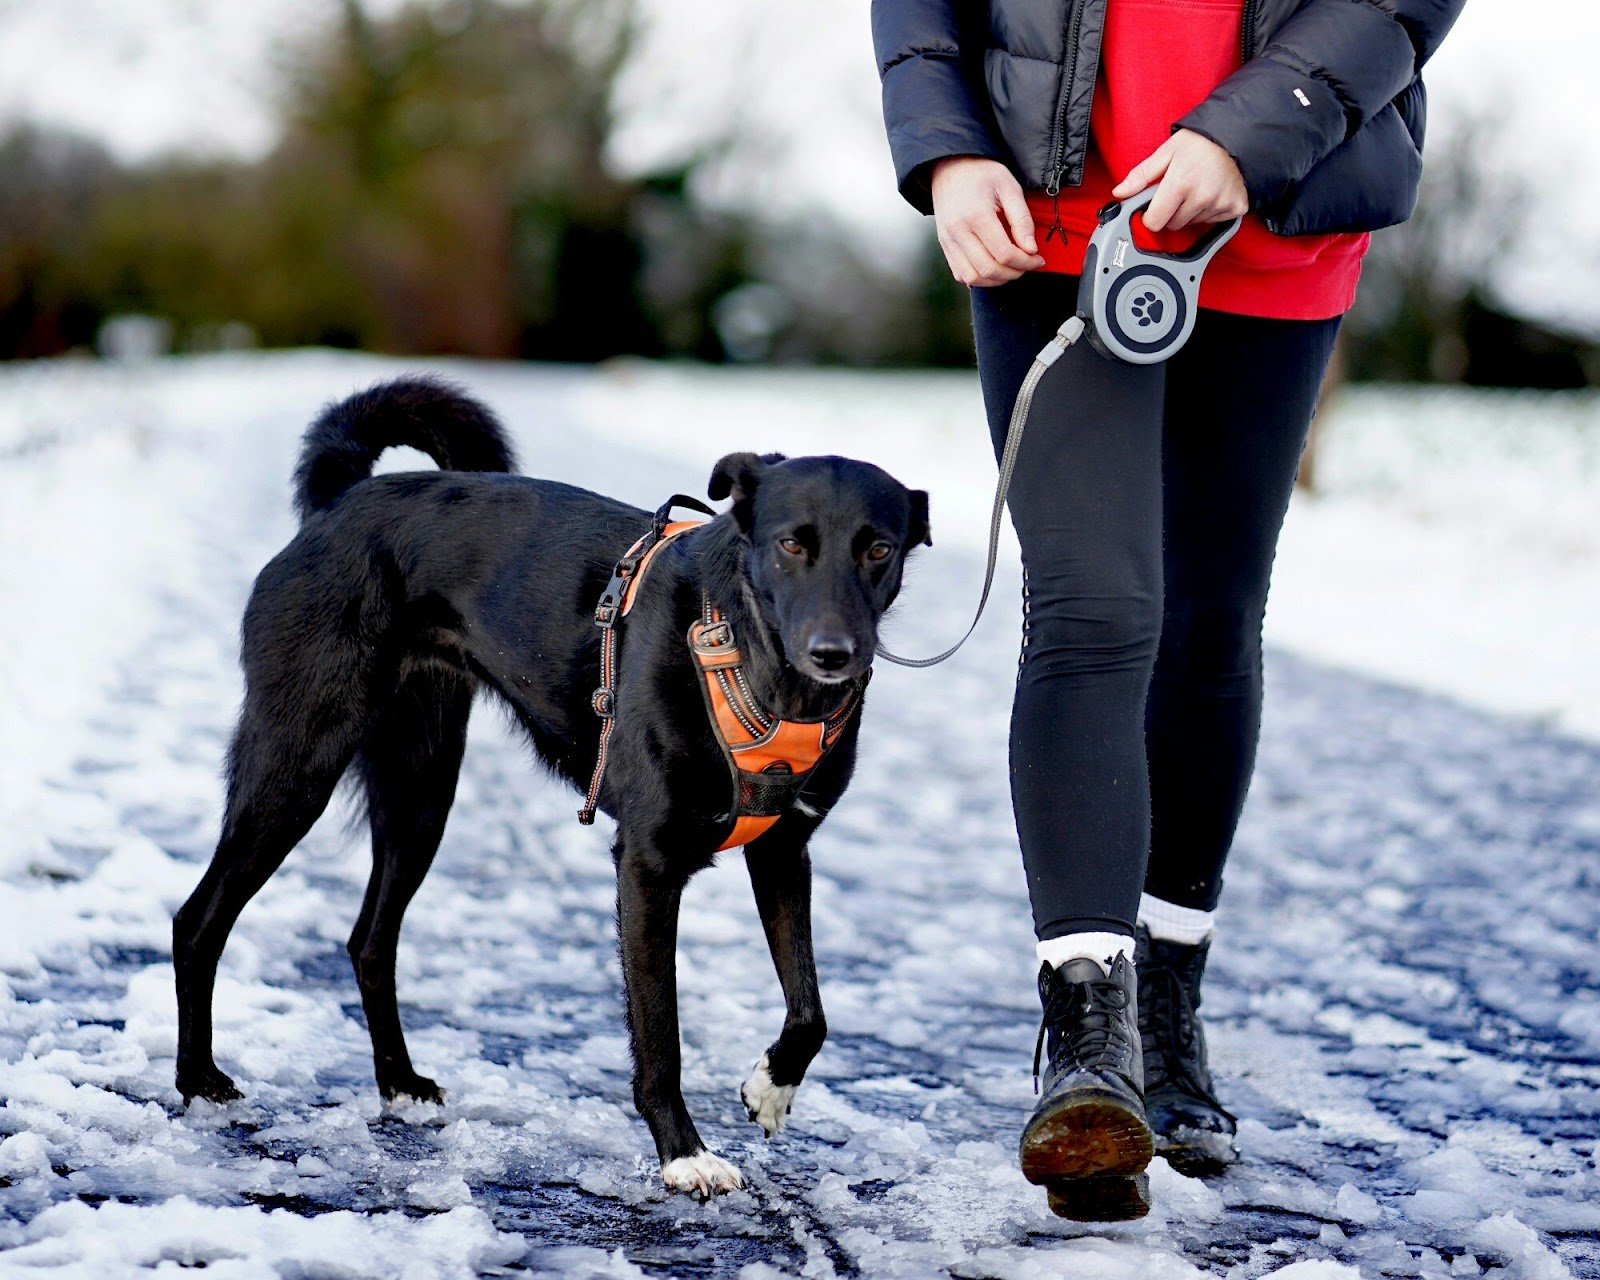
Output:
[173,378,929,1196]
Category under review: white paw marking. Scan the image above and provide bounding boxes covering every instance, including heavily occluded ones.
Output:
[740,1054,798,1138]
[661,1149,745,1198]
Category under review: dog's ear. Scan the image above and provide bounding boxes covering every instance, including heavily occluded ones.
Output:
[708,452,786,530]
[907,489,932,547]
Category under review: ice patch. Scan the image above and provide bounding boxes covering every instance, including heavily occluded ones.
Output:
[6,1197,523,1277]
[1469,1213,1573,1280]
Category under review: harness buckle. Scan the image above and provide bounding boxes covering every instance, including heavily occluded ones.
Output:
[594,601,619,628]
[693,621,734,651]
[592,688,615,718]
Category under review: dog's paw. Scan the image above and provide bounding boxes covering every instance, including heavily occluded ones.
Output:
[178,1063,243,1106]
[740,1054,798,1138]
[380,1072,447,1106]
[662,1149,745,1198]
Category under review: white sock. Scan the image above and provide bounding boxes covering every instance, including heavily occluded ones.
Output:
[1138,893,1215,946]
[1036,931,1134,976]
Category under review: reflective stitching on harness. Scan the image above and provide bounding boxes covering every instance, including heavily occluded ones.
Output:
[714,668,767,740]
[731,667,774,732]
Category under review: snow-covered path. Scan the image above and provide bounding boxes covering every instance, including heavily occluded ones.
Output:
[1,355,1597,1279]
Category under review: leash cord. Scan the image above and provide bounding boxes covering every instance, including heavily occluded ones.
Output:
[876,313,1086,669]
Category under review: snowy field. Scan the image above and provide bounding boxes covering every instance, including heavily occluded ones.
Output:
[1,352,1597,1278]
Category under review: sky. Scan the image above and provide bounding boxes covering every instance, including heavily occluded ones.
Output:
[0,0,1596,331]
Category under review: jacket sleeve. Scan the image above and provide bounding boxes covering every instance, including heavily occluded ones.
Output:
[871,0,1009,215]
[1176,0,1467,206]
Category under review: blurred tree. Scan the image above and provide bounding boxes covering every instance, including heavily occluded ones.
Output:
[0,126,117,356]
[268,0,645,358]
[1344,111,1528,383]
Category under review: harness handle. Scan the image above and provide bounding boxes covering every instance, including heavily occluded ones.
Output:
[876,314,1086,669]
[654,493,717,534]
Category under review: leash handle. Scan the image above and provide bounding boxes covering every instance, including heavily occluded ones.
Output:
[876,314,1086,669]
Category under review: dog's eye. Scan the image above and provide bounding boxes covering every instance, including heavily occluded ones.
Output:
[866,541,894,562]
[778,537,805,557]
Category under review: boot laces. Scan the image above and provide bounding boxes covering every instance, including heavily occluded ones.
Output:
[1140,954,1234,1120]
[1031,970,1130,1093]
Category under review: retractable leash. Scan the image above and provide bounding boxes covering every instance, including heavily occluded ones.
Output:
[876,186,1241,669]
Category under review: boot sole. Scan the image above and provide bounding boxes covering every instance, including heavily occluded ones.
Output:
[1045,1172,1152,1222]
[1019,1091,1154,1184]
[1156,1125,1239,1176]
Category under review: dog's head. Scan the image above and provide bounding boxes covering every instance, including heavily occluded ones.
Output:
[708,452,931,685]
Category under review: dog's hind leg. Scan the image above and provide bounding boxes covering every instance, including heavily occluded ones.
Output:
[348,664,471,1104]
[739,826,827,1138]
[616,840,745,1197]
[174,713,364,1104]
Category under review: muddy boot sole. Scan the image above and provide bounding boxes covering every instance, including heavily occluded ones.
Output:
[1156,1124,1238,1176]
[1019,1091,1154,1184]
[1045,1172,1152,1222]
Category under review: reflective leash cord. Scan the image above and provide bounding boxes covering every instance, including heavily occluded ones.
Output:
[876,313,1086,669]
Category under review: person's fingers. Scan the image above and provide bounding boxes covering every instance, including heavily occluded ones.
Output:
[997,180,1041,257]
[972,209,1040,272]
[951,225,1023,285]
[937,229,978,285]
[1112,138,1173,199]
[1141,174,1188,232]
[1161,189,1209,231]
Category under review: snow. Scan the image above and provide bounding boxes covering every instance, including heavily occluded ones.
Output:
[2,352,1598,1277]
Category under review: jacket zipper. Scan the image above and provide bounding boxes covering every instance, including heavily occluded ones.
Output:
[1045,0,1090,195]
[1240,0,1257,61]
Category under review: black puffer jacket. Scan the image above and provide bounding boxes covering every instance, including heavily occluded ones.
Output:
[871,0,1466,235]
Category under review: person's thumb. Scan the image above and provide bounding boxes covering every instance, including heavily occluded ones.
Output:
[997,178,1040,257]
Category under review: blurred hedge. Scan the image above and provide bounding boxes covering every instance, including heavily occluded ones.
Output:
[2,1,1591,381]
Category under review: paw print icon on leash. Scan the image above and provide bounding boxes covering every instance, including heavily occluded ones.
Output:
[1078,185,1240,365]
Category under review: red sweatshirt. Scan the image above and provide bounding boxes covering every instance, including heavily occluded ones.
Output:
[1024,0,1368,320]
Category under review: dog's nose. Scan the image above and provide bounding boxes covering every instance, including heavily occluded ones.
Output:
[807,636,857,673]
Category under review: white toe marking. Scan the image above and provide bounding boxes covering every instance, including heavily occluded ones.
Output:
[740,1054,798,1138]
[661,1149,745,1197]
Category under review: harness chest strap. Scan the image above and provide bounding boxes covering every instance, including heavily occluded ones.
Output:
[578,503,865,851]
[688,599,864,852]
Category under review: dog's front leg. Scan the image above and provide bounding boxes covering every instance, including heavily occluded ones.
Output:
[616,842,745,1198]
[740,827,826,1138]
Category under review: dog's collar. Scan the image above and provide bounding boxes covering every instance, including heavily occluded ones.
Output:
[577,497,866,849]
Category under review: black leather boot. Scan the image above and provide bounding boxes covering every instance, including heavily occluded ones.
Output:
[1020,953,1154,1220]
[1135,924,1238,1173]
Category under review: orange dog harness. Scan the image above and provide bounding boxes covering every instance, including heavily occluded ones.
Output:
[578,499,865,851]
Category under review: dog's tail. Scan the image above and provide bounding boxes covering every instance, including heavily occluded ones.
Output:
[293,376,518,521]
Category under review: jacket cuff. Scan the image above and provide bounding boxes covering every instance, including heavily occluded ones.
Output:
[881,50,1009,215]
[1176,57,1347,206]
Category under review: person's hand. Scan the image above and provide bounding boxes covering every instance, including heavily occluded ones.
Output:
[1112,129,1248,232]
[930,156,1045,287]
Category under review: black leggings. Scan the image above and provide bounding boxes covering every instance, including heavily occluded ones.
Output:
[970,272,1340,940]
